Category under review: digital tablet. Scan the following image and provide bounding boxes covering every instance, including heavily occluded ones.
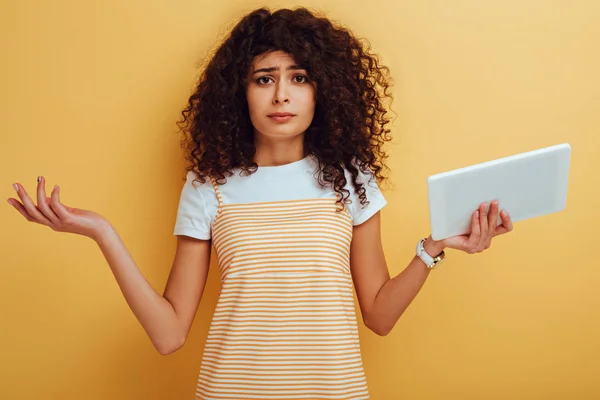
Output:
[427,143,571,241]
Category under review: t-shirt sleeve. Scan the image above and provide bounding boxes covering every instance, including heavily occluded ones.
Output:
[347,166,387,226]
[173,170,214,240]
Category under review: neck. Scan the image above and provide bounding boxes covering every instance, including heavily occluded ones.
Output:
[253,132,306,167]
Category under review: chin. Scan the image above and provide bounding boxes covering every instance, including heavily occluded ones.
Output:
[258,124,307,138]
[265,131,303,139]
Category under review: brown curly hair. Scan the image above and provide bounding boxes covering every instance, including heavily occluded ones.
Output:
[177,6,394,209]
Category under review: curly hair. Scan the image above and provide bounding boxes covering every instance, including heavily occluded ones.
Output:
[177,6,394,209]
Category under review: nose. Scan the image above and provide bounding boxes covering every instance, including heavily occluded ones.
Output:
[272,81,290,105]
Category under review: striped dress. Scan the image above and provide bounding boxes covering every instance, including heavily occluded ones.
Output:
[195,179,369,399]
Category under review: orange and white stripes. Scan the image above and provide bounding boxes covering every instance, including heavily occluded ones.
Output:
[195,182,369,399]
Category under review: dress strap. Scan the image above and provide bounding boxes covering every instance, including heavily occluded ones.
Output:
[335,191,346,212]
[209,177,224,208]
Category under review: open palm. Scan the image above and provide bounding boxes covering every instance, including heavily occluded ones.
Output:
[7,176,108,240]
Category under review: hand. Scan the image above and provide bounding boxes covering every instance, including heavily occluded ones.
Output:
[429,200,514,255]
[7,176,109,241]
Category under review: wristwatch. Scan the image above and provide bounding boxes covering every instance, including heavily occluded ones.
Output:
[416,238,446,269]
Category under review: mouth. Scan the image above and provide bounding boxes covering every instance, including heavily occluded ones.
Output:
[268,112,295,117]
[268,113,295,123]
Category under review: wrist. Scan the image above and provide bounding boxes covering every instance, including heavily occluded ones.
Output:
[423,235,445,257]
[92,219,115,244]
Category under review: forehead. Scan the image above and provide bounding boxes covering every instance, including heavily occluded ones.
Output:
[252,51,299,69]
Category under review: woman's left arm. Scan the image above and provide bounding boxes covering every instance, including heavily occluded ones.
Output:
[351,200,513,336]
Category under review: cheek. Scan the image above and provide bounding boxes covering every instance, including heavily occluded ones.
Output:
[245,86,269,108]
[245,91,259,114]
[245,91,267,129]
[306,87,317,109]
[302,93,316,116]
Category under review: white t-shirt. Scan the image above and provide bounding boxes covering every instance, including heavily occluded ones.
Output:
[173,155,387,240]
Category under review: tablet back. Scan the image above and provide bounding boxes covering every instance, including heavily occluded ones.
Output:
[427,143,571,241]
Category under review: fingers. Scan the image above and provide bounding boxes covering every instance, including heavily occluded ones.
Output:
[468,202,495,253]
[12,182,54,227]
[8,178,72,231]
[8,196,39,223]
[36,177,60,226]
[48,184,70,220]
[484,201,500,248]
[466,208,481,253]
[446,200,513,255]
[479,203,489,245]
[487,201,499,232]
[495,209,513,235]
[431,200,514,255]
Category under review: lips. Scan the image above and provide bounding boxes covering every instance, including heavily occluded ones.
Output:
[268,112,295,117]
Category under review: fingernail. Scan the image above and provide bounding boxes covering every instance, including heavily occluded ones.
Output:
[13,183,18,192]
[7,199,12,205]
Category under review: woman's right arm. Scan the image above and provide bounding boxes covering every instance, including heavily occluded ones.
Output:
[8,177,211,355]
[95,223,211,355]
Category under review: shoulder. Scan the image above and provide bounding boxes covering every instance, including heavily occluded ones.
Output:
[180,170,219,204]
[343,161,387,226]
[184,170,212,190]
[172,170,219,240]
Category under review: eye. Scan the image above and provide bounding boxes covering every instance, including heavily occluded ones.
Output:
[293,75,309,83]
[256,76,273,84]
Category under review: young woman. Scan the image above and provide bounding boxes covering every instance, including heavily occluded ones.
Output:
[8,6,513,400]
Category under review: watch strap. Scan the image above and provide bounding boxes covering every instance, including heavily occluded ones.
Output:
[416,238,445,268]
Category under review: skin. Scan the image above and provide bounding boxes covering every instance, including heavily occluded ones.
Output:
[245,50,317,167]
[7,51,514,355]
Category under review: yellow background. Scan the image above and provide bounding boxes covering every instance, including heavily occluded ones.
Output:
[1,1,598,399]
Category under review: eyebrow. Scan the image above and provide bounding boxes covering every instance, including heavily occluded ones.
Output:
[252,65,307,75]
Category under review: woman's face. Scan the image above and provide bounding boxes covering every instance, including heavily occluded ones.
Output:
[245,51,316,141]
